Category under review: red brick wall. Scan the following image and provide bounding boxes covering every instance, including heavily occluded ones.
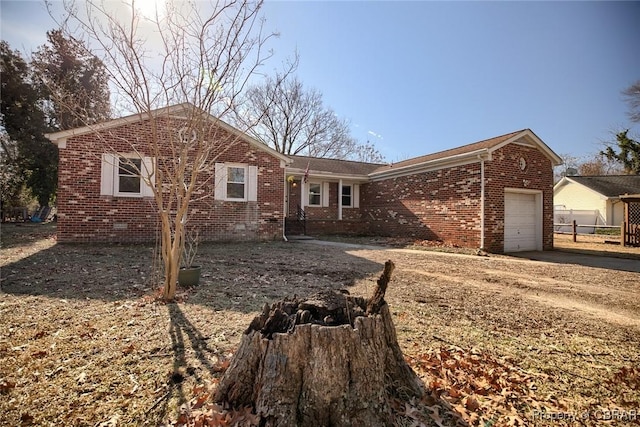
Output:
[56,117,285,243]
[483,144,555,252]
[361,164,482,246]
[361,144,555,252]
[303,219,369,235]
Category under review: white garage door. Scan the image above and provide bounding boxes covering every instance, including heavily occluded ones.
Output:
[504,192,539,252]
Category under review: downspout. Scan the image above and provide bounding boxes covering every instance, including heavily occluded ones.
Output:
[282,174,288,242]
[478,155,486,250]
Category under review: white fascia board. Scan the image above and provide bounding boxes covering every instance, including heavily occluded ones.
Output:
[552,176,570,192]
[369,149,489,181]
[44,102,293,165]
[285,168,370,183]
[45,103,191,144]
[491,129,563,166]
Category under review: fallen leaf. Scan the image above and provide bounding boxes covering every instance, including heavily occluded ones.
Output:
[0,379,16,394]
[464,395,480,411]
[213,359,230,373]
[97,414,120,427]
[20,413,34,424]
[30,350,47,359]
[191,392,210,410]
[32,331,47,340]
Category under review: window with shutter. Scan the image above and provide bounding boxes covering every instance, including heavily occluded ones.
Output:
[341,185,352,207]
[214,163,257,202]
[227,166,246,199]
[100,154,154,198]
[308,183,321,206]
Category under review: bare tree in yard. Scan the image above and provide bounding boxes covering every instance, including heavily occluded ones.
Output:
[578,154,624,176]
[237,72,385,162]
[553,153,579,182]
[623,80,640,123]
[50,0,277,301]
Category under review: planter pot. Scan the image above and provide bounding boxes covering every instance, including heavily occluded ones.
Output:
[178,265,201,287]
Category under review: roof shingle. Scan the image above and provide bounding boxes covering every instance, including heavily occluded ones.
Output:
[567,175,640,197]
[372,130,525,173]
[288,155,384,176]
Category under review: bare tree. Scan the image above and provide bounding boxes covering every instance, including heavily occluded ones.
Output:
[553,153,579,182]
[236,72,384,162]
[49,0,277,301]
[578,153,624,176]
[623,80,640,123]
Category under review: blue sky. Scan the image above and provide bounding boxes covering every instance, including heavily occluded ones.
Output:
[2,1,639,163]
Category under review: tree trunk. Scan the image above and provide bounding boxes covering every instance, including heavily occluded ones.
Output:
[214,260,425,426]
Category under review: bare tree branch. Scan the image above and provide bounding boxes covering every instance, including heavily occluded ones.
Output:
[235,72,385,162]
[46,0,278,301]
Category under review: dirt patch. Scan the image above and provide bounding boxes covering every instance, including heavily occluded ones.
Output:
[1,224,639,426]
[554,233,640,259]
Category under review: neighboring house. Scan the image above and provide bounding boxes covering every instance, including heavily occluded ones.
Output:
[286,129,561,253]
[45,104,291,243]
[47,104,561,253]
[553,175,640,227]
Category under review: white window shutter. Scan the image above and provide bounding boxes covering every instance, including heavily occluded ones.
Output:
[214,163,226,200]
[322,182,330,207]
[100,153,116,196]
[247,165,258,202]
[141,156,155,198]
[353,184,360,208]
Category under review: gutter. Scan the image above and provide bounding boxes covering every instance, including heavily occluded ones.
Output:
[369,148,491,181]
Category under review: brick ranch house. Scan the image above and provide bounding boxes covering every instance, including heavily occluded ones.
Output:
[46,104,562,253]
[45,104,291,243]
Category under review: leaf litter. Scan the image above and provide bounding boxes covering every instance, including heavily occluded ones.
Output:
[1,223,639,426]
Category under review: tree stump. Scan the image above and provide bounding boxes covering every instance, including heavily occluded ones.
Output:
[214,260,425,426]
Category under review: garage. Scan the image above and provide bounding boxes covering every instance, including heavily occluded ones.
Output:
[504,190,542,252]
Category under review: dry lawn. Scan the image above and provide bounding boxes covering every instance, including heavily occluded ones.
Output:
[1,223,639,426]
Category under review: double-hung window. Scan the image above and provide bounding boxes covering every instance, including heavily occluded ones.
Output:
[101,153,154,198]
[214,163,258,202]
[226,166,246,200]
[341,185,352,207]
[308,183,321,206]
[117,157,142,195]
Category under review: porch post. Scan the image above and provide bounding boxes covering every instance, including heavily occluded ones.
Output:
[338,179,343,220]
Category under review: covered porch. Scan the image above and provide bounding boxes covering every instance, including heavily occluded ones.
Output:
[284,156,380,237]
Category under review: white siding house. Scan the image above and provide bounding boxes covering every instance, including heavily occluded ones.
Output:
[554,176,640,227]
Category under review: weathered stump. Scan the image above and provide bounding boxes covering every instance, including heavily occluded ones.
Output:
[214,260,425,426]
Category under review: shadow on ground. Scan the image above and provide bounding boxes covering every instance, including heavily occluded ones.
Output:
[1,236,384,314]
[510,250,640,273]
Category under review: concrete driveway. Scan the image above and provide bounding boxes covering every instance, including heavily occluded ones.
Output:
[301,238,640,273]
[510,250,640,273]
